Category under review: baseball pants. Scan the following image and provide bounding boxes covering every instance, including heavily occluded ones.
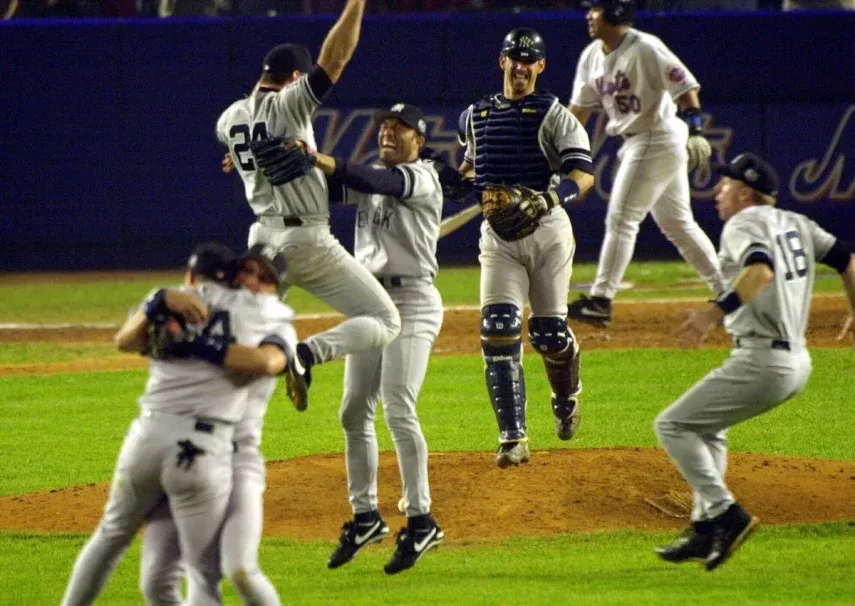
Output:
[339,280,443,517]
[654,346,812,521]
[140,443,279,606]
[62,412,233,606]
[591,120,723,299]
[480,208,576,317]
[249,222,401,363]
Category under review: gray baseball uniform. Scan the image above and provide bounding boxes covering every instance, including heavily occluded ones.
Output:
[138,292,296,605]
[61,283,294,606]
[571,28,724,300]
[459,91,590,458]
[217,70,401,365]
[654,205,837,521]
[340,158,443,517]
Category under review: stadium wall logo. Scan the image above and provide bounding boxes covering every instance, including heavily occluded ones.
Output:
[312,105,855,205]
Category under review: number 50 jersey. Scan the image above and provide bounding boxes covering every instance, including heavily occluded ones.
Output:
[719,205,837,346]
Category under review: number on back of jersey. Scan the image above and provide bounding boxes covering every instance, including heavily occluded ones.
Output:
[775,230,808,281]
[230,123,269,171]
[202,310,234,342]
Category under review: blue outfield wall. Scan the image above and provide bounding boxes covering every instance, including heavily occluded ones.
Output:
[0,11,853,271]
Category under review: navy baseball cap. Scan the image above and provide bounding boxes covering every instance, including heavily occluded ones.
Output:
[715,153,779,196]
[187,242,237,285]
[373,103,427,136]
[263,44,312,77]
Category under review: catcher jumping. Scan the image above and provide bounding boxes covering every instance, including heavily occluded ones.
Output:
[451,28,596,468]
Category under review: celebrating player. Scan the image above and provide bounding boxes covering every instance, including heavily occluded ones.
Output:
[567,0,724,327]
[303,103,445,574]
[61,243,299,605]
[654,153,855,571]
[216,0,401,410]
[456,28,595,468]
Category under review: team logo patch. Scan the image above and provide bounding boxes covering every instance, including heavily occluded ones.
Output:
[668,66,686,83]
[391,103,405,112]
[418,118,427,133]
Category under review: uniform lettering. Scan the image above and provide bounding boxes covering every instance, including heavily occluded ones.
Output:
[594,70,632,97]
[229,123,269,171]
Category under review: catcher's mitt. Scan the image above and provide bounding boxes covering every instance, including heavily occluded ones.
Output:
[480,184,544,241]
[147,316,194,360]
[249,136,317,186]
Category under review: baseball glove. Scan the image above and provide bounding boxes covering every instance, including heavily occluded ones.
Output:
[480,184,547,241]
[147,316,194,360]
[419,146,474,201]
[249,136,317,186]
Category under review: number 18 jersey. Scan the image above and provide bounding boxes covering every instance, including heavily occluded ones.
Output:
[719,205,837,345]
[571,29,699,137]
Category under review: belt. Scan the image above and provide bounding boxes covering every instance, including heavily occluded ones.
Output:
[735,338,791,351]
[141,410,234,437]
[376,276,431,289]
[259,216,305,228]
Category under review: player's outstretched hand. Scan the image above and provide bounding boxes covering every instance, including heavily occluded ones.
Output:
[835,314,855,345]
[164,290,209,325]
[686,134,712,170]
[676,307,719,349]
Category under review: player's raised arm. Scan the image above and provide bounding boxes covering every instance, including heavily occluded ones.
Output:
[316,0,367,84]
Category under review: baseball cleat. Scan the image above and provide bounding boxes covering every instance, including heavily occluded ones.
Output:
[655,522,714,563]
[327,515,390,570]
[283,342,311,412]
[496,440,530,468]
[705,503,759,571]
[552,395,581,441]
[397,497,408,514]
[384,518,444,575]
[567,295,612,327]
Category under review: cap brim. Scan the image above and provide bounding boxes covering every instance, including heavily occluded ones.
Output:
[714,163,739,179]
[373,109,424,135]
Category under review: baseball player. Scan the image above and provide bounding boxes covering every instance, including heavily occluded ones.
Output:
[456,28,595,468]
[216,0,402,407]
[61,243,299,605]
[299,103,444,574]
[138,245,293,606]
[654,153,855,571]
[567,0,724,327]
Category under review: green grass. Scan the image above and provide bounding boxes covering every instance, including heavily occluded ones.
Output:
[3,524,854,605]
[0,342,123,365]
[0,262,843,323]
[2,349,852,496]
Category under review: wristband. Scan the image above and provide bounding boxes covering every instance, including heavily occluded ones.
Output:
[144,289,168,321]
[551,178,581,205]
[680,108,704,136]
[189,334,229,366]
[714,291,742,315]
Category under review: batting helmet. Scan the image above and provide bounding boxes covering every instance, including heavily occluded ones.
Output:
[500,28,546,62]
[584,0,635,26]
[239,244,288,293]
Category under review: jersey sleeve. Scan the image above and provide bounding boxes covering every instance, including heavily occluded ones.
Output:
[543,101,594,175]
[396,160,442,203]
[570,51,602,109]
[800,215,837,261]
[646,39,700,100]
[272,74,323,123]
[721,215,772,268]
[460,105,475,165]
[215,111,229,146]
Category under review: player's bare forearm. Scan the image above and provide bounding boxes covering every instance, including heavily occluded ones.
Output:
[223,344,287,376]
[314,152,337,176]
[458,160,475,179]
[569,104,593,127]
[316,0,366,83]
[114,309,150,354]
[567,168,595,199]
[676,88,702,111]
[731,263,775,304]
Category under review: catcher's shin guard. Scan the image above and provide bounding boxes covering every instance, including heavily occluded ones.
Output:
[481,304,527,442]
[528,316,581,399]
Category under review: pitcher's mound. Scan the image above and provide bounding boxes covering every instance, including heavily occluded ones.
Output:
[2,448,853,540]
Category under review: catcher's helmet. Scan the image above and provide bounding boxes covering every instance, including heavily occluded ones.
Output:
[584,0,635,26]
[240,244,288,292]
[500,28,546,62]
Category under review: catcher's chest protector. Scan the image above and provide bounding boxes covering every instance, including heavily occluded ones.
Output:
[471,91,554,193]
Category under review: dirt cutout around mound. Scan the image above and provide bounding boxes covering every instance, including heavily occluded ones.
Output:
[2,448,853,540]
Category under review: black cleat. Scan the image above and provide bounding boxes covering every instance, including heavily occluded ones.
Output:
[705,503,759,571]
[567,295,612,328]
[656,521,714,563]
[327,515,390,570]
[384,518,444,575]
[286,342,313,412]
[552,395,581,441]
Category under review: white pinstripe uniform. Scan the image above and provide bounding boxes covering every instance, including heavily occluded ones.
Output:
[339,158,443,518]
[217,73,400,366]
[572,28,724,299]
